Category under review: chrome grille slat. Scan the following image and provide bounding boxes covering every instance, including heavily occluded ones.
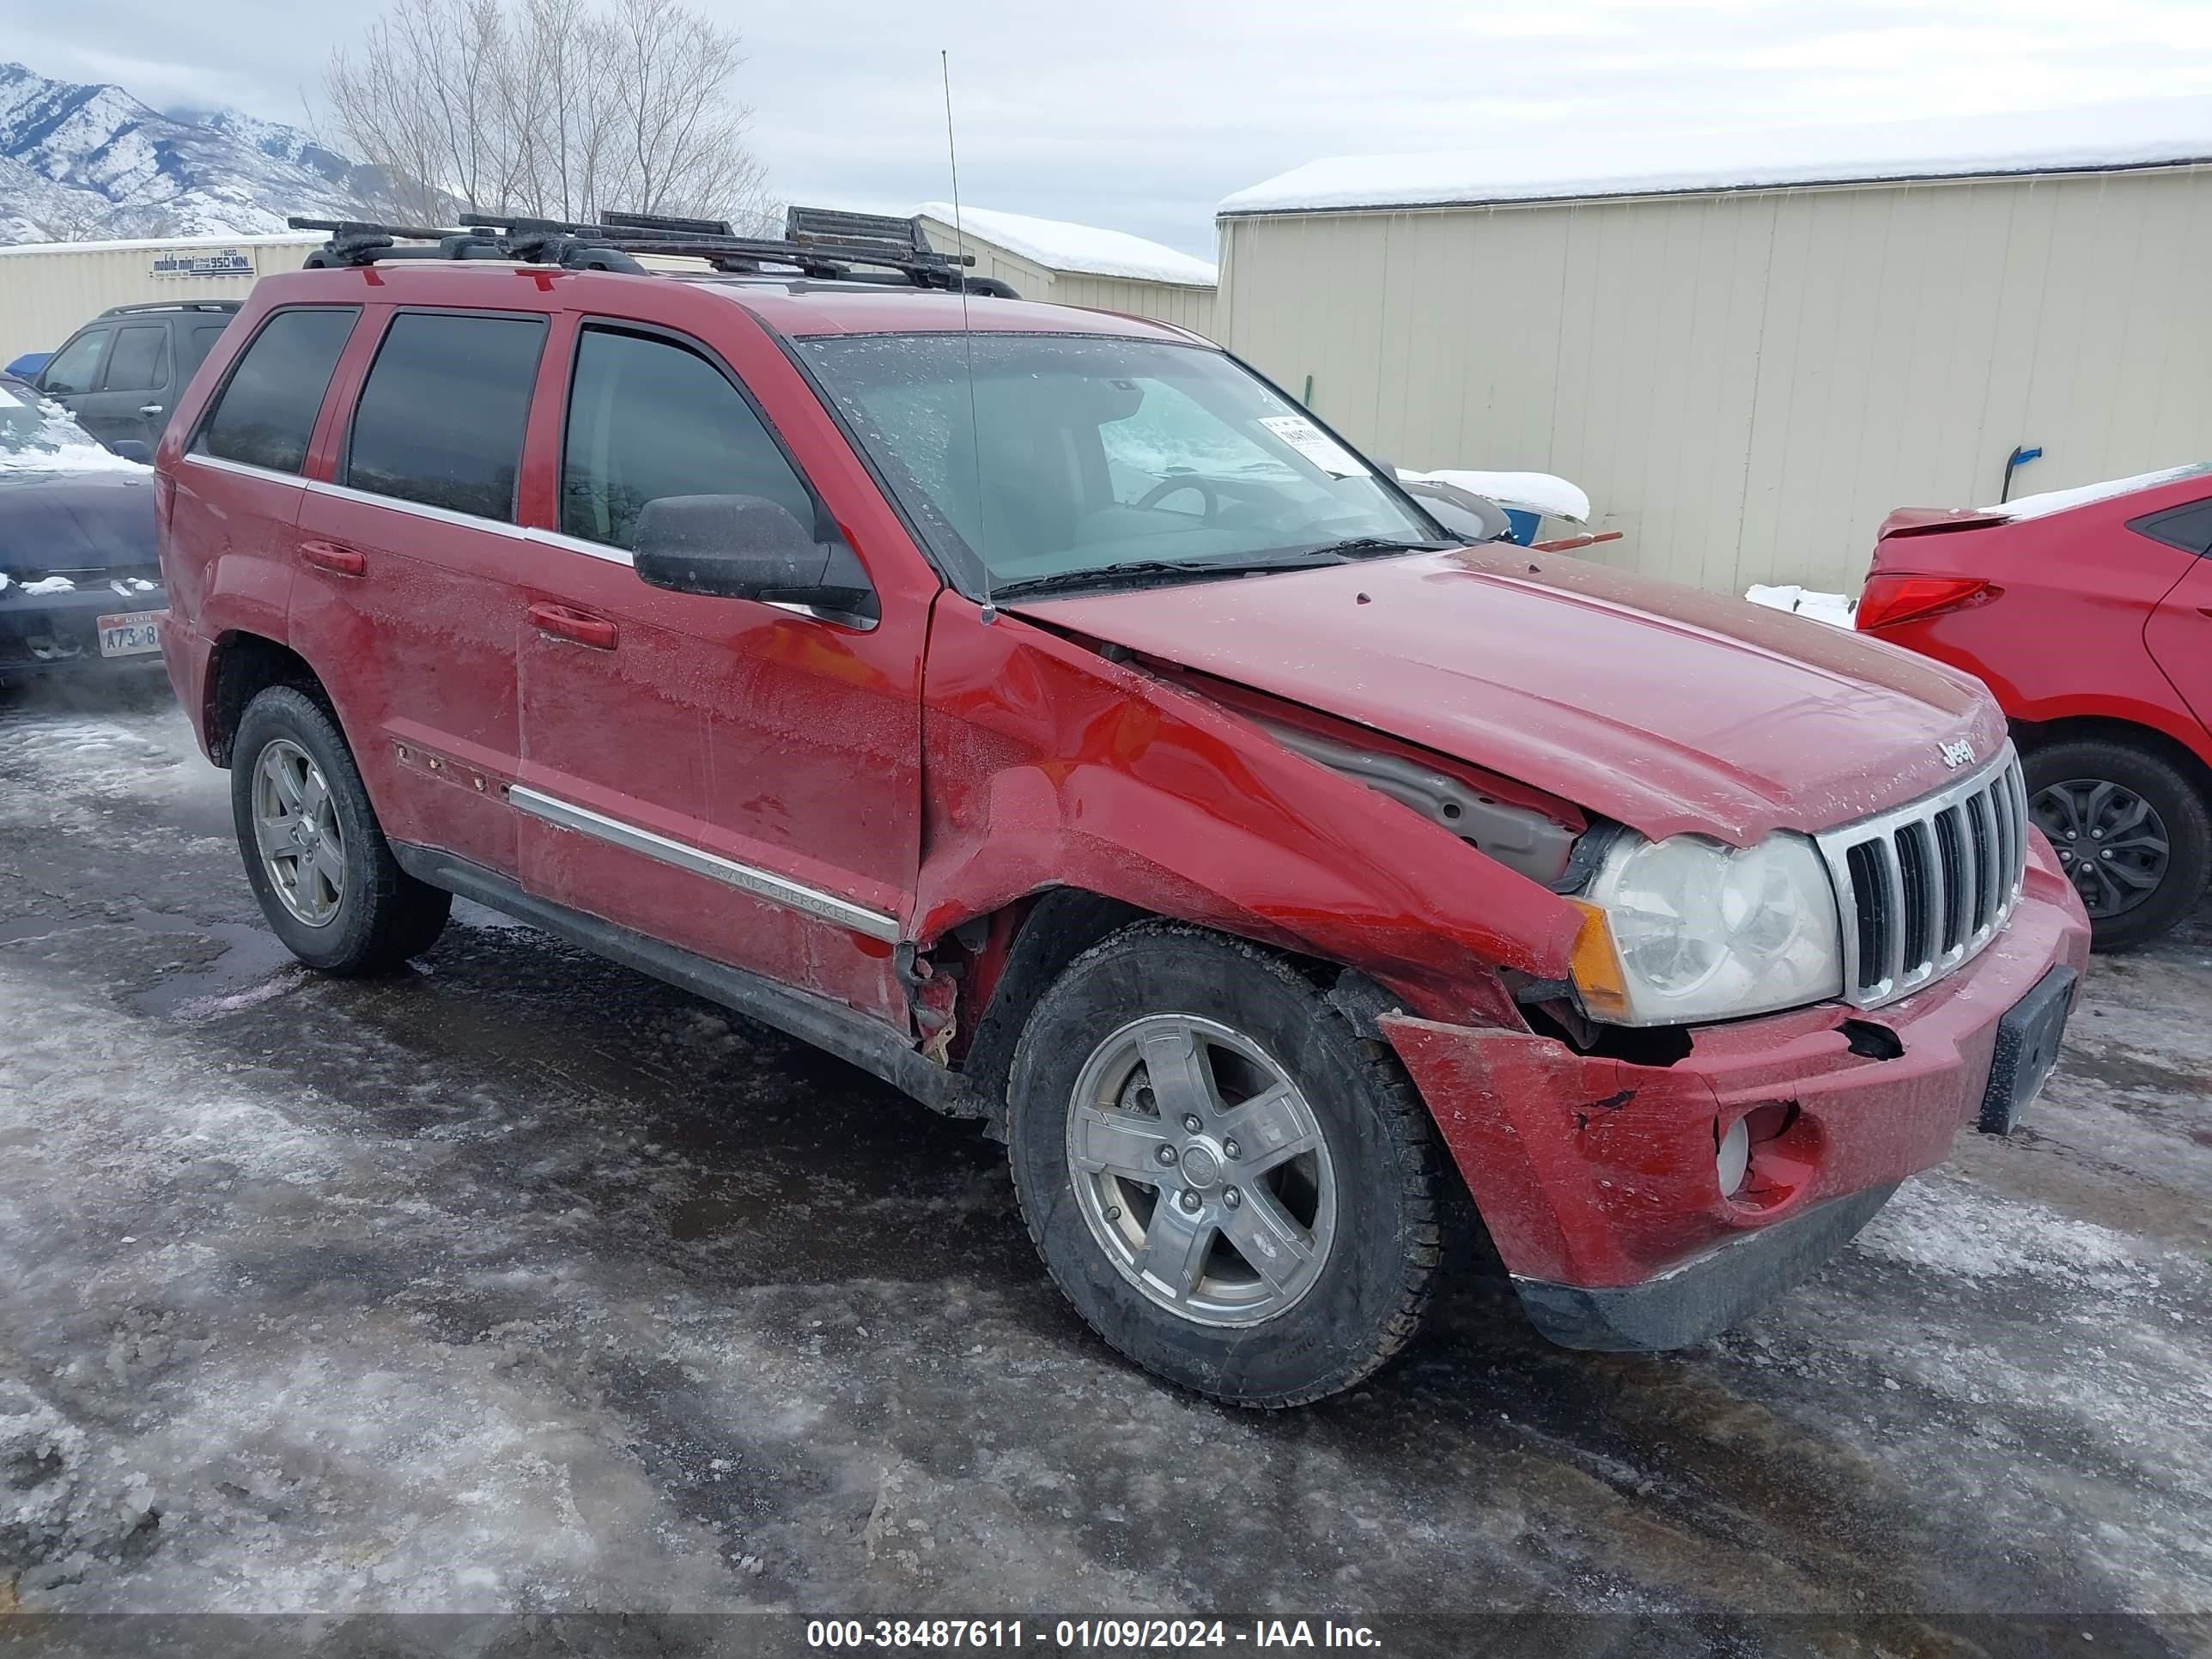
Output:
[1815,745,2028,1010]
[1967,790,1997,937]
[1932,805,1966,957]
[1874,835,1907,991]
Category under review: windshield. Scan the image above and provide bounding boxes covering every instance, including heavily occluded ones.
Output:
[0,383,142,474]
[797,333,1443,595]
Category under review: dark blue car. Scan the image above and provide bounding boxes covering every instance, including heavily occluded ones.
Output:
[0,375,167,685]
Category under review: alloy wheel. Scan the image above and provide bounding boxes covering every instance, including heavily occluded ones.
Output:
[252,738,346,927]
[1066,1013,1336,1328]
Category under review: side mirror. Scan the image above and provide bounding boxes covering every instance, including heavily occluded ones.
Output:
[1398,477,1514,544]
[631,494,877,621]
[108,439,154,465]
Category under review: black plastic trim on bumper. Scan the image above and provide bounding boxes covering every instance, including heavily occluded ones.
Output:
[1978,963,2075,1135]
[1511,1182,1900,1352]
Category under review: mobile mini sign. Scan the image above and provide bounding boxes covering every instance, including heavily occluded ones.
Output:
[150,247,254,278]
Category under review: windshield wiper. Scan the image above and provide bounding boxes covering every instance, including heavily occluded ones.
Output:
[1290,536,1449,560]
[991,554,1345,601]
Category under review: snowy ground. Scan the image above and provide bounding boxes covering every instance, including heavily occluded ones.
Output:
[1,680,2209,1656]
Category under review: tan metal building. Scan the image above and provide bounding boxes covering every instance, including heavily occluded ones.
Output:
[915,204,1217,337]
[0,233,323,364]
[1216,100,2212,595]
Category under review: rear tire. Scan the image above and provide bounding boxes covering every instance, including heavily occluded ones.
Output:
[2024,737,2210,951]
[1007,921,1441,1407]
[230,685,450,975]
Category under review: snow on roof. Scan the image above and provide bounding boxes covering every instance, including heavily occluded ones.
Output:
[915,203,1217,287]
[1219,96,2212,216]
[1982,461,2212,521]
[0,230,324,258]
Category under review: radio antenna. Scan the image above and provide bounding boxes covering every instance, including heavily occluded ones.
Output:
[941,48,994,623]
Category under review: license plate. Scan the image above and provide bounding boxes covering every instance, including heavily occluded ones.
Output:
[97,609,166,658]
[1978,965,2076,1134]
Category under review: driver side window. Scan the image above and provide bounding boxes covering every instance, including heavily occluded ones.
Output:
[40,329,109,397]
[561,324,832,552]
[1098,380,1299,507]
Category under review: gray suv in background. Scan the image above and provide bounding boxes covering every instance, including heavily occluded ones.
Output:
[33,301,240,455]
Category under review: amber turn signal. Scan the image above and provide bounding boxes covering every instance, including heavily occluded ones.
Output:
[1566,900,1632,1022]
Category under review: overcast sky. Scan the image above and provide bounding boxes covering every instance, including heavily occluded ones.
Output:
[9,0,2212,257]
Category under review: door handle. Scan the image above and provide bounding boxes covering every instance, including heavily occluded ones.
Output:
[528,602,618,650]
[300,538,367,577]
[138,404,165,417]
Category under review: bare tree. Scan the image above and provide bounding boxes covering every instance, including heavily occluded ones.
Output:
[325,0,769,228]
[40,200,183,241]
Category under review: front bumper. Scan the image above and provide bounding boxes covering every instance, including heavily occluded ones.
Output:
[0,578,169,678]
[1382,844,2090,1348]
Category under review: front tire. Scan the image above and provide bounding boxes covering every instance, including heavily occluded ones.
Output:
[1007,922,1442,1407]
[2025,737,2210,951]
[231,685,450,975]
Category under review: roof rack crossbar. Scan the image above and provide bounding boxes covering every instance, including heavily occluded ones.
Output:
[285,209,979,289]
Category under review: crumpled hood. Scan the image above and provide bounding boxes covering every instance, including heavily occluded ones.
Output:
[0,470,157,578]
[1010,544,2008,845]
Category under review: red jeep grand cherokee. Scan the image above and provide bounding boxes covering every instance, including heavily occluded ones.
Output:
[153,212,2089,1407]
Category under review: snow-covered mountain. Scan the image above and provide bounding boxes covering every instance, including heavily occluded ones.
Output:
[0,62,374,244]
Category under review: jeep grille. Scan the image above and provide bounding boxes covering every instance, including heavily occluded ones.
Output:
[1815,747,2029,1008]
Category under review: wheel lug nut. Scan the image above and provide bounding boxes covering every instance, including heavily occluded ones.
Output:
[1156,1146,1177,1166]
[2066,831,2078,841]
[1182,1114,1203,1133]
[1223,1139,1240,1159]
[2091,830,2103,840]
[1223,1187,1241,1209]
[1179,1189,1202,1213]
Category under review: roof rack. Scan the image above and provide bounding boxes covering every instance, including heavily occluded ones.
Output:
[285,204,987,290]
[99,300,242,317]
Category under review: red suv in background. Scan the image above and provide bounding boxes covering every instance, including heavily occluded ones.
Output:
[1860,466,2212,950]
[154,211,2088,1407]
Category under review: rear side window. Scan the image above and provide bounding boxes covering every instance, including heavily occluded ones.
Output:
[181,321,232,382]
[196,307,358,475]
[40,329,109,395]
[346,312,546,522]
[104,325,168,392]
[2128,497,2212,556]
[560,324,826,550]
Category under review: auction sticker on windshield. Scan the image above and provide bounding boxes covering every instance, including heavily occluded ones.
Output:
[1257,414,1368,477]
[97,610,164,657]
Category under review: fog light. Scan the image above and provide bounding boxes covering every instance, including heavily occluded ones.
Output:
[1717,1116,1751,1197]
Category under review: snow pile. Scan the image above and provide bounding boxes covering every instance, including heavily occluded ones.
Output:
[1398,468,1589,524]
[1981,460,2212,521]
[1745,584,1856,628]
[915,202,1217,287]
[1220,95,2212,216]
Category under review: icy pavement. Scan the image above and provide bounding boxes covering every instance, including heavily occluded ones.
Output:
[0,684,2208,1653]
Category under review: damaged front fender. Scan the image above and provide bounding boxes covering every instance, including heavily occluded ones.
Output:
[914,592,1588,1024]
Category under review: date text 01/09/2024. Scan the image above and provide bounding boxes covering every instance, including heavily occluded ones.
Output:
[804,1619,1383,1650]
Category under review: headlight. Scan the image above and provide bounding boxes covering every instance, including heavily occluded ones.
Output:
[1570,830,1844,1025]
